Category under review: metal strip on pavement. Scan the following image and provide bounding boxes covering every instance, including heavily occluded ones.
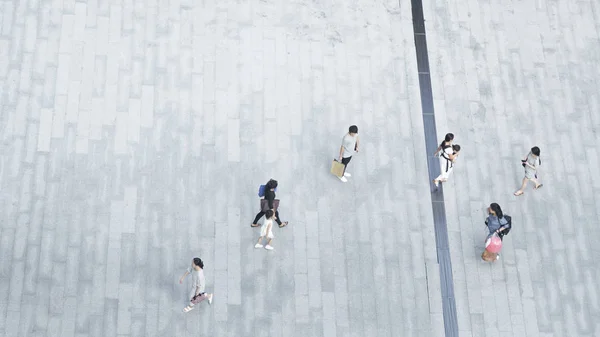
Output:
[408,0,459,336]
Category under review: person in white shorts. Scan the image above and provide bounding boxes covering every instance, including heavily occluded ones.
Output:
[255,210,275,250]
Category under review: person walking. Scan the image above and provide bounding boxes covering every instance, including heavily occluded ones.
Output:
[485,203,510,238]
[433,144,461,187]
[255,209,276,250]
[338,125,360,183]
[433,133,454,157]
[251,179,288,228]
[180,257,213,312]
[514,146,543,196]
[482,203,511,261]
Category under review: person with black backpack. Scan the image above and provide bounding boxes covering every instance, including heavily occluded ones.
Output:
[482,203,512,261]
[485,203,511,240]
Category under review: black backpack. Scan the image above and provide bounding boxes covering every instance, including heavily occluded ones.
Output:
[499,215,512,239]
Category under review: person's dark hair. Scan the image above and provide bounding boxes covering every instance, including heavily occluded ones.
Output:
[444,133,454,142]
[490,203,503,219]
[452,144,461,152]
[531,146,540,156]
[349,125,358,134]
[265,209,275,219]
[265,179,278,190]
[193,257,204,268]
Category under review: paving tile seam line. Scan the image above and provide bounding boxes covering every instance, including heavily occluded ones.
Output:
[408,0,459,336]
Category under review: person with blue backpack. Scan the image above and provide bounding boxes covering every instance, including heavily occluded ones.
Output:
[251,179,289,228]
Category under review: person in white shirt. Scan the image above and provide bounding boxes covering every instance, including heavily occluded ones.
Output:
[433,144,461,187]
[338,125,360,183]
[255,210,276,250]
[180,257,213,312]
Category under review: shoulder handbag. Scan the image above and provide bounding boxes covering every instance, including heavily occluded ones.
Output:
[191,292,206,304]
[260,199,279,212]
[499,215,512,239]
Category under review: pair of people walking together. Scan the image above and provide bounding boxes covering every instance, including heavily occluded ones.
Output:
[251,179,289,251]
[432,133,543,198]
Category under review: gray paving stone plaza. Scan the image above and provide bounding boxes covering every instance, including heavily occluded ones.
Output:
[1,0,599,337]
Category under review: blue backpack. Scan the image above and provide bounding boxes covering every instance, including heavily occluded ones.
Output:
[258,185,277,197]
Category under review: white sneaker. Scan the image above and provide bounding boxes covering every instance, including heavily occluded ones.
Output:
[496,254,500,260]
[339,176,348,182]
[255,243,263,248]
[208,294,213,304]
[265,245,274,250]
[344,172,351,177]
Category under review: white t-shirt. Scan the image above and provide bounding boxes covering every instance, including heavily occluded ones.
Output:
[341,134,357,158]
[261,219,274,239]
[186,267,206,293]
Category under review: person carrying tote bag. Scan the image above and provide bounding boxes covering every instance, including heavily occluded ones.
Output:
[250,179,289,228]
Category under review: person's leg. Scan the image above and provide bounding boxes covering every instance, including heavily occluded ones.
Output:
[251,211,265,227]
[273,211,282,225]
[514,177,528,195]
[183,288,196,312]
[274,211,288,227]
[255,236,264,248]
[530,177,543,189]
[441,167,453,182]
[341,156,352,174]
[265,237,274,250]
[433,170,447,186]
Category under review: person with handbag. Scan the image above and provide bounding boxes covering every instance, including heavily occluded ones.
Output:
[180,258,213,312]
[251,179,288,228]
[337,125,360,183]
[514,146,542,196]
[433,144,461,187]
[255,210,276,250]
[482,203,511,261]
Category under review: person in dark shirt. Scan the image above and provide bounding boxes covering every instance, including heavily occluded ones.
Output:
[251,179,289,228]
[433,133,454,157]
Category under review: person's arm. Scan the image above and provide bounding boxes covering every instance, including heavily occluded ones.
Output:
[266,190,274,209]
[355,137,360,152]
[525,159,537,169]
[179,268,191,284]
[496,219,508,233]
[433,144,442,156]
[339,145,344,160]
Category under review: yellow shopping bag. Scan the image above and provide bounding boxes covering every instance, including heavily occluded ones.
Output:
[330,159,345,177]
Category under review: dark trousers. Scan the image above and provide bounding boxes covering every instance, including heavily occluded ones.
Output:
[253,210,282,226]
[341,156,352,174]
